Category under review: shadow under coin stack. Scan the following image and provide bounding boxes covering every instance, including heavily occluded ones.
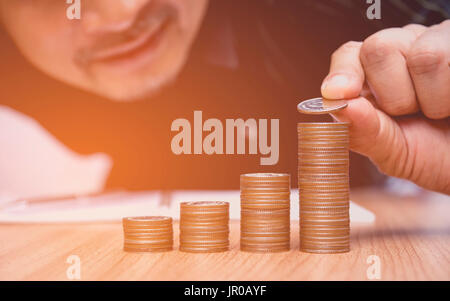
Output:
[297,122,350,253]
[122,216,173,252]
[240,173,291,252]
[179,201,229,253]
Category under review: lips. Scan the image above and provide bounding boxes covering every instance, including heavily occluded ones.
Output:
[75,3,176,69]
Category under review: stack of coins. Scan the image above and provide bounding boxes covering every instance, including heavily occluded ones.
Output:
[240,173,290,252]
[122,216,173,252]
[179,201,229,253]
[297,122,350,253]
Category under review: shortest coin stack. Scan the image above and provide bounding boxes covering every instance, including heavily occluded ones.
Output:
[122,216,173,252]
[180,201,230,253]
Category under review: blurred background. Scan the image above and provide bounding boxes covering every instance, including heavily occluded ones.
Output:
[0,0,448,200]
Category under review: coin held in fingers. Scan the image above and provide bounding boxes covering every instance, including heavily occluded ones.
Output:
[297,97,348,115]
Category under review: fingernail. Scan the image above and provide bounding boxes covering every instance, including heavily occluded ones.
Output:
[321,74,350,99]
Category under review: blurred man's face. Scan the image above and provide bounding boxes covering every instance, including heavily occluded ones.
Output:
[0,0,208,100]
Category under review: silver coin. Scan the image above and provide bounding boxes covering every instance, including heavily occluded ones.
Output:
[297,97,348,115]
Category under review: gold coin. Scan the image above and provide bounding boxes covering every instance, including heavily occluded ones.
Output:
[179,201,230,253]
[122,216,173,253]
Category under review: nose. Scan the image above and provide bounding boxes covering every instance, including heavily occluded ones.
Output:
[82,0,150,34]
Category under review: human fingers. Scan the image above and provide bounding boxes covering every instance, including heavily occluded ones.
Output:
[330,97,409,178]
[406,20,450,119]
[321,41,364,100]
[359,27,420,116]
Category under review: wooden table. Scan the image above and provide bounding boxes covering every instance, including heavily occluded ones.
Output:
[0,188,449,281]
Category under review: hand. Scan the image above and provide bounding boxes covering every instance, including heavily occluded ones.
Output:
[321,20,450,194]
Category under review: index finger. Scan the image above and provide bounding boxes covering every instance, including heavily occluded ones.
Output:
[321,41,365,100]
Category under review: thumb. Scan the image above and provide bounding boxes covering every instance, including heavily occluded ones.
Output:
[321,41,365,100]
[331,97,409,177]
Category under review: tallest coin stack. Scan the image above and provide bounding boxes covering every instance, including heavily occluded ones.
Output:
[297,122,350,253]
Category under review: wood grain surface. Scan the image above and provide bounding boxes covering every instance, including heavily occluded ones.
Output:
[0,188,449,281]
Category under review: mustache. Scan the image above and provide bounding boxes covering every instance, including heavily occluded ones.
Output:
[74,1,177,67]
